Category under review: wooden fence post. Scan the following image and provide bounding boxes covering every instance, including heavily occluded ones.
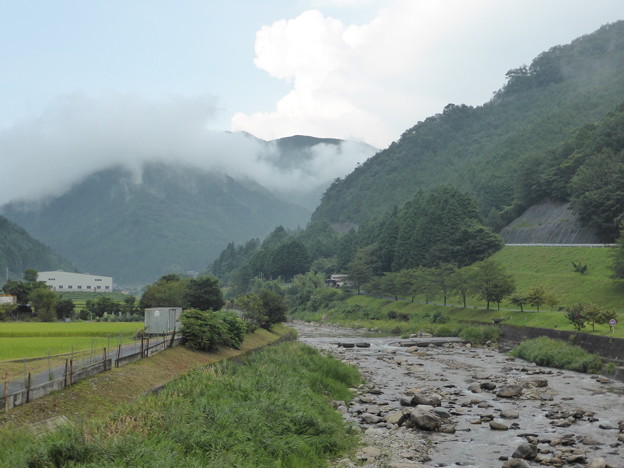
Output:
[116,344,121,367]
[4,373,8,413]
[69,359,73,386]
[103,347,107,371]
[64,359,68,387]
[26,373,31,403]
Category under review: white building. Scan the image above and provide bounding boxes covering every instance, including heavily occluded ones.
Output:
[38,271,113,292]
[0,295,17,305]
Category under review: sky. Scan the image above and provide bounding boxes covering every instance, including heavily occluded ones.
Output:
[1,0,624,205]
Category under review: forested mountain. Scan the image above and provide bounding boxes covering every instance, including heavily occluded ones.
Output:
[312,21,624,236]
[0,215,74,279]
[2,163,309,286]
[211,186,502,293]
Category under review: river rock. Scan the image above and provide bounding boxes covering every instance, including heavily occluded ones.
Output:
[364,405,382,415]
[497,385,523,398]
[564,453,585,464]
[386,410,408,426]
[480,381,497,391]
[468,383,482,393]
[361,413,383,424]
[474,372,492,379]
[432,407,451,419]
[407,408,442,431]
[490,420,509,430]
[525,376,549,387]
[411,393,441,407]
[357,446,382,461]
[512,442,538,459]
[586,457,606,468]
[500,409,520,419]
[502,459,530,468]
[581,435,602,446]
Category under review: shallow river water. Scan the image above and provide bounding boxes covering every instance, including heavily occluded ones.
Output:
[294,321,624,468]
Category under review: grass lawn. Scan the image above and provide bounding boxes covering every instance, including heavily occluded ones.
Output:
[491,246,624,312]
[301,293,624,339]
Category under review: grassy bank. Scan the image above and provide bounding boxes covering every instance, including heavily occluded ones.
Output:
[510,336,603,373]
[491,246,624,312]
[1,341,360,468]
[0,325,292,429]
[294,294,624,339]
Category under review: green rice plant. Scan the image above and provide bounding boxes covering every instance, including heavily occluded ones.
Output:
[0,322,140,338]
[510,336,603,373]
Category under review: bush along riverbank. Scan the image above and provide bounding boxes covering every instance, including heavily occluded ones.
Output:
[1,342,361,468]
[510,337,604,373]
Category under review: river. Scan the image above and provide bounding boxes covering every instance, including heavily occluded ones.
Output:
[294,321,624,468]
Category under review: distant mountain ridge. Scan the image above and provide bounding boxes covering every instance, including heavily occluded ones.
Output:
[1,134,374,286]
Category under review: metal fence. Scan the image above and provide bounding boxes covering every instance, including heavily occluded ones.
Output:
[505,243,617,247]
[1,332,181,412]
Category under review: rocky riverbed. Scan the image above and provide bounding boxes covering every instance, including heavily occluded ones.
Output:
[293,321,624,468]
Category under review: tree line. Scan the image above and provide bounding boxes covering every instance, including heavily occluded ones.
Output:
[211,185,503,296]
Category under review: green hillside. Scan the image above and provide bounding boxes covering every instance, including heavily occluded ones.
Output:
[312,21,624,229]
[491,246,624,312]
[0,215,74,280]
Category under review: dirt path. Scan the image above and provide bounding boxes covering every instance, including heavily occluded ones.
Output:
[294,321,624,468]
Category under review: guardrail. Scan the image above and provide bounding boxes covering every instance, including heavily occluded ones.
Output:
[505,244,617,247]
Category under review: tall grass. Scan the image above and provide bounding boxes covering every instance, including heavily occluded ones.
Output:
[510,336,603,373]
[2,342,361,468]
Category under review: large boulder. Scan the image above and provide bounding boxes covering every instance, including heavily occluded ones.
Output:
[497,385,523,398]
[407,408,442,431]
[512,443,538,460]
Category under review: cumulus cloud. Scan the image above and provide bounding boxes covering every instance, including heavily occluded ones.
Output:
[231,0,491,148]
[233,0,624,148]
[0,93,374,206]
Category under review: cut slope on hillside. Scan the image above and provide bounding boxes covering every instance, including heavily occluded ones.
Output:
[500,200,600,244]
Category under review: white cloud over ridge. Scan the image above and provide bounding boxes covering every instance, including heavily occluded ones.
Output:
[0,93,374,206]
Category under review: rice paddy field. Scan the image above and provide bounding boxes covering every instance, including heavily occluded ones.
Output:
[0,322,143,381]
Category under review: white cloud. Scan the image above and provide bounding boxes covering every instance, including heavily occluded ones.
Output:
[0,93,375,206]
[232,0,624,148]
[231,0,491,148]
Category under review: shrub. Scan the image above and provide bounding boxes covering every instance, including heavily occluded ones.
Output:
[397,312,410,322]
[429,311,448,324]
[458,326,500,345]
[510,336,603,373]
[181,309,246,351]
